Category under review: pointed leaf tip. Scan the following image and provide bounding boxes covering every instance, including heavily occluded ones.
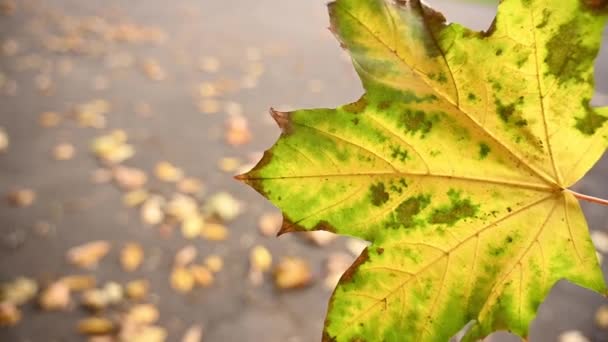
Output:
[270,108,292,132]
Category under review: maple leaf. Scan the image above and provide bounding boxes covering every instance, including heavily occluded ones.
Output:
[237,0,608,340]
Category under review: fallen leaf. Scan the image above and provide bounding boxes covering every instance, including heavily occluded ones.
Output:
[142,59,165,81]
[190,265,214,287]
[123,189,150,207]
[140,195,165,225]
[125,280,149,301]
[6,188,36,208]
[197,99,221,114]
[101,282,123,305]
[181,324,204,342]
[200,223,228,241]
[198,56,220,73]
[67,241,111,269]
[0,302,20,326]
[0,277,38,305]
[204,255,223,273]
[113,166,147,190]
[174,245,198,267]
[301,231,337,247]
[165,193,198,221]
[119,325,167,342]
[91,130,134,164]
[217,157,242,173]
[155,161,183,182]
[249,245,272,286]
[170,267,195,293]
[78,317,115,335]
[39,111,62,127]
[75,99,109,129]
[558,330,590,342]
[53,142,75,161]
[225,115,252,146]
[177,177,204,195]
[182,215,204,239]
[273,257,312,290]
[60,275,97,291]
[204,192,242,221]
[0,127,8,153]
[121,243,144,272]
[198,82,218,97]
[125,304,159,325]
[258,212,282,236]
[81,289,108,311]
[596,305,608,329]
[39,281,71,311]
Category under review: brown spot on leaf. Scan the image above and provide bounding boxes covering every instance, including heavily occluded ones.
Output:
[343,97,368,114]
[270,108,293,133]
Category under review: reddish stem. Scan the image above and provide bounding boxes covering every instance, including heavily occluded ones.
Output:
[568,190,608,206]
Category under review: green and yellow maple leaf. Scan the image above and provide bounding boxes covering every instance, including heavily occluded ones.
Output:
[238,0,608,340]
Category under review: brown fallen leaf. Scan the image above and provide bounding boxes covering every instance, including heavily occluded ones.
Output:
[113,166,147,190]
[0,126,8,153]
[273,257,312,290]
[155,161,183,182]
[0,277,38,305]
[121,243,144,272]
[258,212,282,236]
[170,267,194,293]
[119,324,167,342]
[200,223,228,241]
[225,115,252,146]
[53,142,75,161]
[125,280,149,301]
[39,111,62,127]
[78,317,115,335]
[6,188,36,208]
[0,302,20,326]
[125,304,159,325]
[190,265,214,287]
[204,255,223,273]
[67,241,111,269]
[39,281,71,311]
[181,324,203,342]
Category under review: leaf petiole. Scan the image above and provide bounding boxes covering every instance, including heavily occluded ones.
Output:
[567,189,608,206]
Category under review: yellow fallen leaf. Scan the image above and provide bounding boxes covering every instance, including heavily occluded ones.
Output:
[165,194,198,221]
[122,189,149,207]
[121,243,144,272]
[126,304,159,324]
[140,195,165,225]
[77,317,115,335]
[67,241,111,269]
[0,277,38,305]
[200,223,228,241]
[0,127,8,153]
[182,215,204,239]
[190,265,214,287]
[125,280,149,301]
[170,267,194,293]
[91,130,134,164]
[273,257,312,290]
[181,324,204,342]
[250,245,272,272]
[174,245,197,267]
[53,143,75,161]
[154,161,183,182]
[217,157,242,173]
[112,166,147,190]
[204,255,223,273]
[39,281,70,311]
[60,275,96,291]
[80,289,107,310]
[39,111,62,127]
[203,192,242,221]
[596,305,608,329]
[75,99,109,129]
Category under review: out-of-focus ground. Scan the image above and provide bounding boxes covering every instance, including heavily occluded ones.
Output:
[0,0,607,341]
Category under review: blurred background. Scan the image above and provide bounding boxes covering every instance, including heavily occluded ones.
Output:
[0,0,607,341]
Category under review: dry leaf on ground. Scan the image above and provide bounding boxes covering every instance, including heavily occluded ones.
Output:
[273,257,312,290]
[0,302,21,326]
[204,192,242,221]
[78,317,115,335]
[200,223,228,241]
[121,243,144,272]
[67,241,111,269]
[113,166,147,190]
[125,280,149,301]
[170,267,194,293]
[258,212,282,236]
[181,324,203,342]
[125,304,159,325]
[190,265,214,287]
[39,111,62,127]
[177,177,204,195]
[91,130,134,164]
[140,195,165,225]
[0,277,38,305]
[596,305,608,329]
[204,255,223,273]
[53,143,75,161]
[39,281,71,311]
[155,161,183,182]
[0,127,8,153]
